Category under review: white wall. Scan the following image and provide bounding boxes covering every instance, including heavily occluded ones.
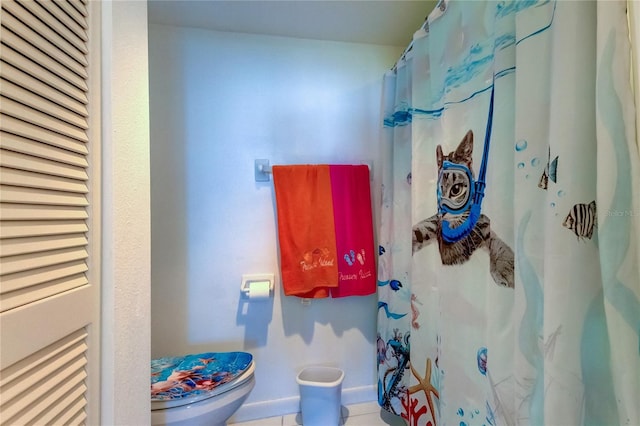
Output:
[101,1,150,424]
[148,24,401,420]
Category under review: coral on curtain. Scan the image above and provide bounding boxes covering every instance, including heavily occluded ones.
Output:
[376,1,640,425]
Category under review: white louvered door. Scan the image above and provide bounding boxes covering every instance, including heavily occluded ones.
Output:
[0,0,100,424]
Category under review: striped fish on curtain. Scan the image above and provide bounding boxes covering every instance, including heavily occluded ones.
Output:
[562,201,597,240]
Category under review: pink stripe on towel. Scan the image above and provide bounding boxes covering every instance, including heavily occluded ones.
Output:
[329,165,376,298]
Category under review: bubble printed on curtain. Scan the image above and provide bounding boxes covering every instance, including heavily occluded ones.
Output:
[377,0,640,425]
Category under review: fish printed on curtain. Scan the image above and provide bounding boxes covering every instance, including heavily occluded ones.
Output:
[538,147,558,190]
[563,201,597,241]
[377,0,640,425]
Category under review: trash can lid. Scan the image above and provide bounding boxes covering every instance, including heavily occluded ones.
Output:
[151,351,253,402]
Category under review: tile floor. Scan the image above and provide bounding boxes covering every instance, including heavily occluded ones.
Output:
[229,401,406,426]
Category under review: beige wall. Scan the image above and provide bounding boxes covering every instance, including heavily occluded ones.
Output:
[101,1,151,424]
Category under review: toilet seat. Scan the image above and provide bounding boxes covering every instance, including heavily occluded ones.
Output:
[151,351,254,411]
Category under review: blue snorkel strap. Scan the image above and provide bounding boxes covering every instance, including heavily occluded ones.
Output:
[441,80,495,243]
[475,79,494,205]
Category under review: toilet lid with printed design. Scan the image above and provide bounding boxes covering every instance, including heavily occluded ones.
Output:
[150,351,253,406]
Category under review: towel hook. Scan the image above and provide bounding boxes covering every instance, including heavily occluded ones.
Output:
[255,159,272,182]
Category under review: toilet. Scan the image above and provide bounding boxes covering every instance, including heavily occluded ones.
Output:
[150,351,255,426]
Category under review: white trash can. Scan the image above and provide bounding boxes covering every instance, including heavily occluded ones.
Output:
[296,366,344,426]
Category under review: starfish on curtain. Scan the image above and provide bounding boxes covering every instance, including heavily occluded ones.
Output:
[409,358,439,425]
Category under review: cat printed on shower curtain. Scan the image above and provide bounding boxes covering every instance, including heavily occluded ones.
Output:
[412,130,515,288]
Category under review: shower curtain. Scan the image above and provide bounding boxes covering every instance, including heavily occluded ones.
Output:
[376,1,640,425]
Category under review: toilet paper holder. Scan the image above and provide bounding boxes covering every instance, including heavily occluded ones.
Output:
[241,273,274,298]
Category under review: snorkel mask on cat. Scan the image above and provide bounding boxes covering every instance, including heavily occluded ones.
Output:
[438,80,494,244]
[438,161,484,243]
[437,161,475,216]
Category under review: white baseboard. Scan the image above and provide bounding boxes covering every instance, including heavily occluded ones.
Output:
[230,385,377,423]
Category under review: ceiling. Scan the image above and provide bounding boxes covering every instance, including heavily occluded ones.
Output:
[147,0,437,47]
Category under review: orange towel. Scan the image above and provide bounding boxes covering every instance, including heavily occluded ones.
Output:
[272,165,339,298]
